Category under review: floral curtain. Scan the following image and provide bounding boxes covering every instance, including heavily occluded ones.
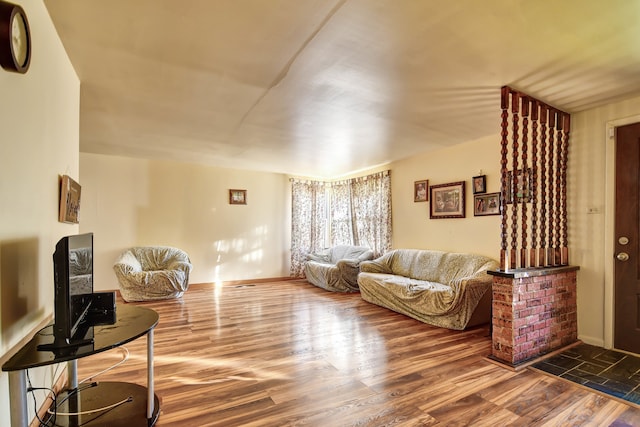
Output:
[330,171,392,257]
[329,180,354,246]
[290,179,327,277]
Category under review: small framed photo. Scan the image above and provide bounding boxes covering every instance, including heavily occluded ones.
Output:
[430,181,465,219]
[472,175,486,194]
[59,174,81,223]
[506,168,532,203]
[474,192,501,216]
[229,189,247,205]
[414,180,428,202]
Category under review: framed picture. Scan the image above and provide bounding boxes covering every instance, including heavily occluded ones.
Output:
[229,189,247,205]
[506,168,532,203]
[59,174,81,223]
[430,181,465,219]
[474,192,501,216]
[414,180,428,202]
[472,175,486,194]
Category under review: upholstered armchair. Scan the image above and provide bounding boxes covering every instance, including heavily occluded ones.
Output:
[304,245,374,292]
[113,246,192,302]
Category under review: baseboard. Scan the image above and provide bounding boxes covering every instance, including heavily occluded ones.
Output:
[108,277,299,300]
[189,277,299,288]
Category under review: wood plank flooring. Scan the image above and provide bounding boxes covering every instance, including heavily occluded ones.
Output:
[76,280,640,426]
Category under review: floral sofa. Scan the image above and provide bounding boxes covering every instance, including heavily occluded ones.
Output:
[357,249,499,330]
[304,245,375,292]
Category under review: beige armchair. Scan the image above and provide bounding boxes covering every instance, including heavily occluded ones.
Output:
[304,245,374,292]
[113,246,192,302]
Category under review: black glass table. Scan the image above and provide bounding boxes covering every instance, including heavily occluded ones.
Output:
[2,304,160,427]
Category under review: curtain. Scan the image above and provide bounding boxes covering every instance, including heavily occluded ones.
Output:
[290,179,327,277]
[330,171,392,257]
[329,180,353,246]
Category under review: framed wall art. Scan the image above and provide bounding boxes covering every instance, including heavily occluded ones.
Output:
[229,189,247,205]
[472,175,486,194]
[59,174,81,223]
[430,181,465,219]
[474,192,501,216]
[414,180,428,202]
[506,168,532,203]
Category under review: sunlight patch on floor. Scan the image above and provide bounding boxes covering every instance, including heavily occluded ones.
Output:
[129,352,293,386]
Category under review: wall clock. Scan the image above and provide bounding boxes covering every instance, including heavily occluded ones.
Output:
[0,1,30,73]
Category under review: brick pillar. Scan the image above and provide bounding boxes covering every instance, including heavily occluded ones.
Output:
[488,266,579,367]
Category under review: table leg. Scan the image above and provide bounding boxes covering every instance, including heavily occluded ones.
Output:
[147,328,154,420]
[67,359,78,389]
[8,370,28,427]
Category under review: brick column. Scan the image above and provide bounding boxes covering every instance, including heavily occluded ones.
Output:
[488,266,579,367]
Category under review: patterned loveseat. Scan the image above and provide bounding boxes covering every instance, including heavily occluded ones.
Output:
[304,245,374,292]
[357,249,498,330]
[113,246,192,302]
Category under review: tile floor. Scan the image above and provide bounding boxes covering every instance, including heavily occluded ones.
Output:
[531,343,640,405]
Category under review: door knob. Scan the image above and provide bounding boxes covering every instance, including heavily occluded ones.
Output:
[616,252,630,261]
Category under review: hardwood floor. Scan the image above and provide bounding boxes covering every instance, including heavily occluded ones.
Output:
[76,280,640,426]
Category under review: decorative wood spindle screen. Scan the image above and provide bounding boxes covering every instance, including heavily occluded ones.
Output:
[499,86,570,270]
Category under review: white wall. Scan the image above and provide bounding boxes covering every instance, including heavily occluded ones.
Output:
[80,154,291,290]
[0,1,79,424]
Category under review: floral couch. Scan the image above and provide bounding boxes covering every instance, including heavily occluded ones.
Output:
[357,249,498,330]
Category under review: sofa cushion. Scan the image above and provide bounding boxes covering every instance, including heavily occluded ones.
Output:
[382,276,451,293]
[361,249,496,287]
[329,245,373,264]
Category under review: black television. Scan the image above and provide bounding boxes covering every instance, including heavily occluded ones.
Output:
[39,233,95,350]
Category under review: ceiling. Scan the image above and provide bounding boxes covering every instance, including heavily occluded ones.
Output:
[44,0,640,178]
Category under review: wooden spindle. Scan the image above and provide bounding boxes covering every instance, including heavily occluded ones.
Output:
[520,97,529,268]
[561,114,571,265]
[500,86,510,271]
[554,114,564,266]
[530,100,539,267]
[510,91,520,269]
[539,105,548,267]
[547,111,556,266]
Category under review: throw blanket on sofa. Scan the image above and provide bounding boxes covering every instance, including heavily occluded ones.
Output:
[357,249,499,330]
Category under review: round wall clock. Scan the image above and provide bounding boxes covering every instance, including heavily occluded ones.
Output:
[0,1,31,73]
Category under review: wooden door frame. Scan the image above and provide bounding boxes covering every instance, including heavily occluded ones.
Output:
[604,114,640,350]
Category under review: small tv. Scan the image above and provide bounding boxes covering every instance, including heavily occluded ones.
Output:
[39,232,95,350]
